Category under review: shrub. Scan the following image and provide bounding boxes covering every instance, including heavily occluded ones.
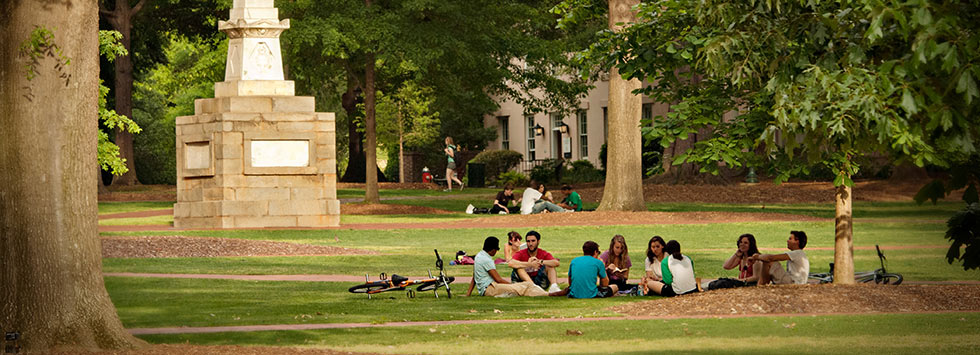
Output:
[529,159,564,184]
[471,150,523,183]
[562,160,604,184]
[497,171,529,187]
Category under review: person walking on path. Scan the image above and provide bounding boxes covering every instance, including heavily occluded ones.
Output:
[443,137,464,192]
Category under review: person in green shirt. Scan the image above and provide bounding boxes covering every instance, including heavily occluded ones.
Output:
[443,137,464,191]
[559,185,583,212]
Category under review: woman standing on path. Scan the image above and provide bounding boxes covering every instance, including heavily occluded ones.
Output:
[444,137,464,191]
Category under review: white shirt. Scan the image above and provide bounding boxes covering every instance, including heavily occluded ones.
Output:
[785,249,810,284]
[520,188,542,215]
[644,256,663,279]
[663,255,697,294]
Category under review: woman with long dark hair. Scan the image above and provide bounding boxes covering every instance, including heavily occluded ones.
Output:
[722,233,762,284]
[641,236,667,291]
[645,240,697,297]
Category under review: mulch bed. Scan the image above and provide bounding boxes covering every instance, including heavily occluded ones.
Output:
[101,235,376,258]
[612,284,980,317]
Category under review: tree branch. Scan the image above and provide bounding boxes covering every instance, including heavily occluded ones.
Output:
[131,0,148,16]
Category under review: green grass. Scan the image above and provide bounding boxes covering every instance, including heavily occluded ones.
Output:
[647,201,962,220]
[98,201,174,215]
[339,213,481,224]
[99,215,174,226]
[134,313,980,354]
[106,277,639,328]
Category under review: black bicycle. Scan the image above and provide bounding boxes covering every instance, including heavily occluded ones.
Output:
[348,249,455,298]
[808,245,903,285]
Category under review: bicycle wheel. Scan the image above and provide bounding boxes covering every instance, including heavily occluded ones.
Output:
[416,276,455,292]
[349,281,389,294]
[876,273,903,285]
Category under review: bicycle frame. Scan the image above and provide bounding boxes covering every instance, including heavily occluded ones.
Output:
[808,245,902,285]
[350,249,455,299]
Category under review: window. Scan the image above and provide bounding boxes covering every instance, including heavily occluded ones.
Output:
[602,107,608,140]
[525,114,536,161]
[642,103,653,120]
[550,112,563,159]
[578,110,588,158]
[498,116,509,150]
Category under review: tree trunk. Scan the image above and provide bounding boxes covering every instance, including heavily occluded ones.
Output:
[103,0,144,186]
[364,51,380,203]
[0,1,145,351]
[598,0,645,211]
[833,184,855,284]
[398,109,405,183]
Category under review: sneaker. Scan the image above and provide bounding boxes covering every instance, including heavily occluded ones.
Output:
[465,204,475,214]
[443,188,451,192]
[547,284,562,293]
[498,211,507,215]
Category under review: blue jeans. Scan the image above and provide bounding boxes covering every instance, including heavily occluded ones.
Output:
[531,200,567,214]
[511,265,549,289]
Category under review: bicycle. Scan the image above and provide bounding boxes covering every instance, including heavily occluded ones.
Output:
[348,249,456,299]
[808,244,903,285]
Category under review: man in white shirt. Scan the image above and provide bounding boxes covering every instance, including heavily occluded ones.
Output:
[748,231,809,285]
[519,182,569,215]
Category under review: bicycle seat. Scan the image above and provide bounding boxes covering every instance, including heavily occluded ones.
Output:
[390,274,409,285]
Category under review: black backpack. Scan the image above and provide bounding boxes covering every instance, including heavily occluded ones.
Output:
[707,278,748,290]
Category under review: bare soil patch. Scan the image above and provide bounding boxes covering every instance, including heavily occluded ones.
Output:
[613,284,980,317]
[101,235,376,258]
[49,344,373,355]
[342,203,453,215]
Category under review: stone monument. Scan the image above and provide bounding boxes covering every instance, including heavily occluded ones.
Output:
[174,0,339,228]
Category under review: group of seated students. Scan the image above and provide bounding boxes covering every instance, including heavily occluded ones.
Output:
[466,230,810,298]
[489,184,583,215]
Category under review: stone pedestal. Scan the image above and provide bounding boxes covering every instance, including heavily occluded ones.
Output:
[173,0,339,228]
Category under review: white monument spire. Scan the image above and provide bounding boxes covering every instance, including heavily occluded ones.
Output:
[215,0,293,97]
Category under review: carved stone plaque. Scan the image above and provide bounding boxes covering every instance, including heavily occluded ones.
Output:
[250,140,309,167]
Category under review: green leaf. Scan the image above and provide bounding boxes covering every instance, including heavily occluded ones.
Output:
[901,88,918,114]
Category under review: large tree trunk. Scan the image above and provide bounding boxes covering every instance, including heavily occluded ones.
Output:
[598,0,645,211]
[102,0,146,186]
[363,52,380,203]
[0,1,145,351]
[339,72,386,184]
[833,184,855,284]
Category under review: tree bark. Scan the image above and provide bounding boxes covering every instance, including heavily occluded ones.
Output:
[363,51,380,203]
[598,0,645,211]
[398,108,405,183]
[0,0,146,351]
[101,0,146,186]
[833,184,855,284]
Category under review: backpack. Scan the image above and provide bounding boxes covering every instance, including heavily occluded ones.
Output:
[707,278,747,290]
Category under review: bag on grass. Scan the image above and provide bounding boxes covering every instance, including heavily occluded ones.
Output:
[707,278,747,290]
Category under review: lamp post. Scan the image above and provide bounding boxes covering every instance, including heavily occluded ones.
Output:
[559,122,569,135]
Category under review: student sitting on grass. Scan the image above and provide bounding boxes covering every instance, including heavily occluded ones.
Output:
[489,185,521,214]
[644,240,698,297]
[748,231,809,285]
[641,236,667,287]
[723,233,762,284]
[466,236,548,297]
[502,231,525,261]
[508,231,562,293]
[549,241,617,298]
[519,182,569,215]
[558,185,582,212]
[600,235,635,292]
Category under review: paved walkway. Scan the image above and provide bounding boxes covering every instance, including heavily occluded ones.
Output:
[127,310,980,335]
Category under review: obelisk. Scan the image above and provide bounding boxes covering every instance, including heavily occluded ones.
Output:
[174,0,340,229]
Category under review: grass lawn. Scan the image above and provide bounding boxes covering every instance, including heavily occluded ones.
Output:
[135,313,980,354]
[98,201,174,215]
[99,198,980,353]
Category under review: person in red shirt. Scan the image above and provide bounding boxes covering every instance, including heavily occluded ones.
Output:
[507,231,562,292]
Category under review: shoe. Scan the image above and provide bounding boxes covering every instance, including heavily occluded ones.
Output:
[547,284,562,293]
[498,211,507,215]
[465,204,475,214]
[443,188,451,192]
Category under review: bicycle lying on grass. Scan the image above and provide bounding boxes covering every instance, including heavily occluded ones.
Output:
[808,244,903,285]
[348,249,456,299]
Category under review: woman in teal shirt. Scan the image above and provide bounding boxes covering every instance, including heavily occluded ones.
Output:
[443,137,464,191]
